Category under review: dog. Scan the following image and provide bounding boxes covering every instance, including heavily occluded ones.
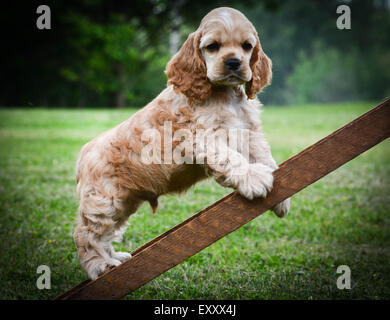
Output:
[74,7,290,280]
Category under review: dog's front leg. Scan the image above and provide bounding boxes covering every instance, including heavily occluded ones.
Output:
[202,135,274,201]
[248,129,290,218]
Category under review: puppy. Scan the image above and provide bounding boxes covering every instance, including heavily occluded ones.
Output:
[74,7,290,280]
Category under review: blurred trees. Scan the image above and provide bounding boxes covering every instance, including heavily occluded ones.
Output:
[60,14,168,107]
[240,0,390,104]
[1,0,389,107]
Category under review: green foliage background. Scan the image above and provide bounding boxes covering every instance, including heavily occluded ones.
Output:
[2,0,390,107]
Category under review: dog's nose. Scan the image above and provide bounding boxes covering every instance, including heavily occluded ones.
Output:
[225,58,241,71]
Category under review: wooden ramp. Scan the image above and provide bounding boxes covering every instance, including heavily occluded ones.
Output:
[56,99,390,300]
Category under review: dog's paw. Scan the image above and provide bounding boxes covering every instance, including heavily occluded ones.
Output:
[111,251,132,262]
[235,163,274,200]
[83,256,121,280]
[272,198,290,218]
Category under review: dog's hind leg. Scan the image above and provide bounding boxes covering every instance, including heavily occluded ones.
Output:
[103,196,142,264]
[74,187,141,280]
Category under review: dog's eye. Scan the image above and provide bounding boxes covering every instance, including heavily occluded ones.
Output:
[242,42,253,51]
[206,42,220,52]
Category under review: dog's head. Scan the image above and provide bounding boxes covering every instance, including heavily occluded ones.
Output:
[166,7,272,102]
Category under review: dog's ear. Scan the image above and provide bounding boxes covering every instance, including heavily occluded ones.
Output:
[245,34,272,100]
[166,32,211,102]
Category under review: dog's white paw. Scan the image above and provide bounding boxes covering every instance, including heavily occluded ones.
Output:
[235,163,274,200]
[272,198,290,218]
[83,257,114,280]
[83,256,121,280]
[111,251,132,262]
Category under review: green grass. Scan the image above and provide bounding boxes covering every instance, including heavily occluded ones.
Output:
[0,101,389,299]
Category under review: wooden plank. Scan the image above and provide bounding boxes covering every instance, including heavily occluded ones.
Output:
[56,99,390,300]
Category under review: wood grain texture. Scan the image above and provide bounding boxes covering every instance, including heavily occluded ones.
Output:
[56,99,390,300]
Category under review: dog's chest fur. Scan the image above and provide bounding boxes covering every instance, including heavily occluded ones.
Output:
[191,87,261,132]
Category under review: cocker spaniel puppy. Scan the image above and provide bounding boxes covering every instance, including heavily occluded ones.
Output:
[74,7,290,280]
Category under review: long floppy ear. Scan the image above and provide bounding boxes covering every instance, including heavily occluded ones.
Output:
[245,35,272,100]
[165,32,211,102]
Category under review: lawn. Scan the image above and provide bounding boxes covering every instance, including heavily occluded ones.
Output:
[0,101,389,300]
